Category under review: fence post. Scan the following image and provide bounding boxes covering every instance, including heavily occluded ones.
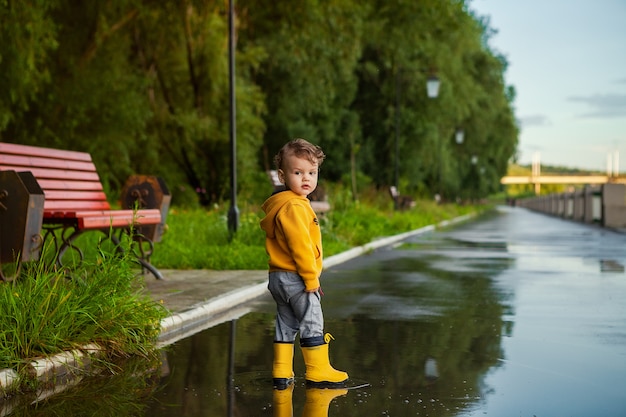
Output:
[601,183,626,228]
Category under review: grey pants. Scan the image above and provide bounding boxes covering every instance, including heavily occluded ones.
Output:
[268,271,324,342]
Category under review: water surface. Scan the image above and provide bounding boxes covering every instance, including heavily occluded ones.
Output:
[148,207,626,416]
[5,207,624,416]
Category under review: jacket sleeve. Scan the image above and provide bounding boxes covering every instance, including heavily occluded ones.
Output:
[276,202,321,290]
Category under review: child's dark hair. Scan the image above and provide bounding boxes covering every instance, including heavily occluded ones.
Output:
[274,138,326,170]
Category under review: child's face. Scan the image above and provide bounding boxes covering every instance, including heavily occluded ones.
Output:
[278,154,319,197]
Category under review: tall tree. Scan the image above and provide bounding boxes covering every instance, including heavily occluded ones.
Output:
[0,0,59,131]
[237,0,367,181]
[0,0,518,204]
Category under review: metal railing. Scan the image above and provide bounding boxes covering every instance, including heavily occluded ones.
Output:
[514,183,626,229]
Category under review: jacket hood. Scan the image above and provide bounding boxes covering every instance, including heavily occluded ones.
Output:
[260,190,309,238]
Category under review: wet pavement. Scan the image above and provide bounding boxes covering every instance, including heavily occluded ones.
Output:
[2,206,626,416]
[147,206,626,417]
[145,217,471,347]
[145,269,268,347]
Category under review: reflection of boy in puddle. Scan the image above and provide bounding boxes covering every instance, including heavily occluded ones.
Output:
[273,385,348,417]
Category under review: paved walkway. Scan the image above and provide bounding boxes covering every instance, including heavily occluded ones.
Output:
[147,269,268,347]
[147,214,477,346]
[0,214,474,398]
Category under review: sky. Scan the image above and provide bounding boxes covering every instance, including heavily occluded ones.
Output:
[469,0,626,173]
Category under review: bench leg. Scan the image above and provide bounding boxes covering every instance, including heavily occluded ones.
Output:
[60,228,86,266]
[133,234,164,280]
[42,226,163,280]
[110,231,164,280]
[42,225,86,270]
[135,257,164,280]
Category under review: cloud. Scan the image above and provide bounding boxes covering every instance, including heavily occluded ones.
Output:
[568,93,626,118]
[518,114,551,127]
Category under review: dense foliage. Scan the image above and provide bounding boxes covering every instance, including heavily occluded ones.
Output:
[0,0,518,205]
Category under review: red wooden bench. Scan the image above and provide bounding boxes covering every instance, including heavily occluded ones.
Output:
[0,142,167,279]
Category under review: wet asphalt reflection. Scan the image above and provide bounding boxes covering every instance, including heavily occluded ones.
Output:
[147,206,626,417]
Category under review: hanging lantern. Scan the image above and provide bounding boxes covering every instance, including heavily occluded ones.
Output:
[455,129,465,144]
[426,75,440,98]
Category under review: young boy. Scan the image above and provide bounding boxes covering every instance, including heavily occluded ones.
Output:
[260,138,348,389]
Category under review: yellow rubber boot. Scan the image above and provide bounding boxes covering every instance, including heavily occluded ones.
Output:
[272,383,294,417]
[273,342,295,389]
[300,333,348,386]
[302,387,348,417]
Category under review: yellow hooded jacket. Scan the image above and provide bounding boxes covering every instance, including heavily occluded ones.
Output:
[260,190,322,291]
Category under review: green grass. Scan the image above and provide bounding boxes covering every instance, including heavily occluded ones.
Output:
[151,188,486,270]
[0,235,168,372]
[53,186,488,271]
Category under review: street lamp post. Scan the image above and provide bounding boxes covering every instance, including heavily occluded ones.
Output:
[394,71,440,193]
[436,127,465,202]
[455,128,465,200]
[227,0,239,234]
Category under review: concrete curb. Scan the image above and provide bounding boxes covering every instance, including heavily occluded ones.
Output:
[0,369,18,394]
[0,343,103,398]
[0,212,476,399]
[324,213,474,268]
[157,281,268,347]
[28,347,96,383]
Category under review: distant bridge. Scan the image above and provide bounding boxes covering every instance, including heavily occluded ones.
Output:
[500,175,626,194]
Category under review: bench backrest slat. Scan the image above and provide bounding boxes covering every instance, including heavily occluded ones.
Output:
[0,142,111,213]
[36,179,105,192]
[0,166,101,182]
[0,142,92,162]
[0,155,97,172]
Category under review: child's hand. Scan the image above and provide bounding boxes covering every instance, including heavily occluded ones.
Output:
[305,286,323,296]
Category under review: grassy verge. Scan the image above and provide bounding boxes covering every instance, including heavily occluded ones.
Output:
[58,187,491,270]
[0,235,168,373]
[151,189,489,269]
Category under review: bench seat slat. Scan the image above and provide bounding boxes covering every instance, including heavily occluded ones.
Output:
[44,190,109,201]
[76,210,162,229]
[74,209,161,218]
[44,201,112,213]
[44,208,161,221]
[0,142,92,162]
[311,201,331,213]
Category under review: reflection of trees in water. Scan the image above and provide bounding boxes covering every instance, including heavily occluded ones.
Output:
[4,355,162,416]
[145,248,513,416]
[336,289,504,414]
[322,253,512,416]
[146,314,277,417]
[12,232,515,416]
